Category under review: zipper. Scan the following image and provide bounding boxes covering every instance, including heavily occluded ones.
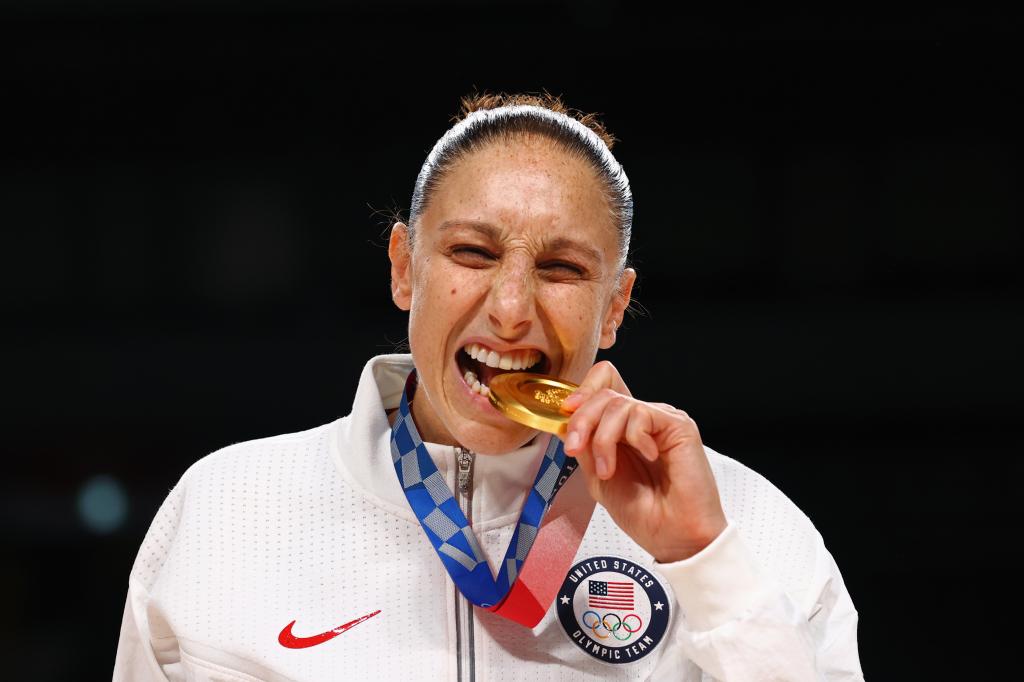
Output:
[454,446,476,682]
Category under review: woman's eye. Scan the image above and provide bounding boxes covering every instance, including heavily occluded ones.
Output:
[451,246,496,264]
[540,261,584,276]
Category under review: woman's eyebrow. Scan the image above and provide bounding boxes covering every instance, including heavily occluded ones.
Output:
[438,219,604,265]
[437,219,500,240]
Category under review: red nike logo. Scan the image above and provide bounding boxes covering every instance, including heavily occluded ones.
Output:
[278,610,381,649]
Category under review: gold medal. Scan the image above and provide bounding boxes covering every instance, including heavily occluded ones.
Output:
[487,372,580,437]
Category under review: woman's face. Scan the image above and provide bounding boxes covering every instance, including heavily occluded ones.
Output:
[388,135,635,454]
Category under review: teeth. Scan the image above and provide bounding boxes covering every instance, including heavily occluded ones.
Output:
[463,369,489,395]
[463,343,542,371]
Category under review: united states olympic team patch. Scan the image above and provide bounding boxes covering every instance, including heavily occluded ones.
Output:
[556,556,671,664]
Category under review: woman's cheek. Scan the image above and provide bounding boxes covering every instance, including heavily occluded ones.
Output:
[536,288,578,371]
[544,286,593,330]
[422,264,460,307]
[566,293,607,369]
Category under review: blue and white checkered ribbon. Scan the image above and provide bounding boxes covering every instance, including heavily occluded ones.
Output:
[390,370,575,608]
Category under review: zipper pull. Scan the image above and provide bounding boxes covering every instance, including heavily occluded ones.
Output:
[456,447,475,494]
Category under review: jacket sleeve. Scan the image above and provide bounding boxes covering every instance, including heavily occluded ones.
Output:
[112,475,191,682]
[112,582,173,681]
[651,520,863,681]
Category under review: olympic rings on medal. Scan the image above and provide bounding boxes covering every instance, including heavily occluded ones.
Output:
[580,610,644,641]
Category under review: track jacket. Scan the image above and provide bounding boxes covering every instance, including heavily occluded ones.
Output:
[113,353,864,681]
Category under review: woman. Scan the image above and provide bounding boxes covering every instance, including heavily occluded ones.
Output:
[114,92,864,681]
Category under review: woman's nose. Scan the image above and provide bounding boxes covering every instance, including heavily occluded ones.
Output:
[486,260,535,340]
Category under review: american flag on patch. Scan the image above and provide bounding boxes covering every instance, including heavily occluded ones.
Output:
[588,579,634,610]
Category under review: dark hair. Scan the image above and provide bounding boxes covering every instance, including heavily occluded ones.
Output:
[404,90,633,269]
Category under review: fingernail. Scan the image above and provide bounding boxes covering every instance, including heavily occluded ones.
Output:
[595,455,609,478]
[565,431,580,451]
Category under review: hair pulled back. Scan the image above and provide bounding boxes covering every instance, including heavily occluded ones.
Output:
[406,90,633,268]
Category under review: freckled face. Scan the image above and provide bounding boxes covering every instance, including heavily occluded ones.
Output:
[389,136,634,454]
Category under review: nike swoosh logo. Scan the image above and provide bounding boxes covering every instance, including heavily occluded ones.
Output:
[278,610,381,649]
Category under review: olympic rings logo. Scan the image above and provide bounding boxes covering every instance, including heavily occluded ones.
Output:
[581,611,644,641]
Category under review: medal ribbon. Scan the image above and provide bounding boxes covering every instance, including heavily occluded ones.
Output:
[390,370,593,626]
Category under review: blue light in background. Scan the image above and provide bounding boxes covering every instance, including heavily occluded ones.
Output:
[77,474,128,534]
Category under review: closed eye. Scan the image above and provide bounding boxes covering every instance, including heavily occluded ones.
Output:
[450,245,497,266]
[540,260,585,276]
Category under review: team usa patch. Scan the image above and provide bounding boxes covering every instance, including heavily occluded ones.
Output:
[556,556,671,664]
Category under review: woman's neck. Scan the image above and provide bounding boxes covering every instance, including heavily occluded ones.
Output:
[409,386,460,447]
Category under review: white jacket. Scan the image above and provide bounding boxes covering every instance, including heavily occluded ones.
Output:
[113,353,864,681]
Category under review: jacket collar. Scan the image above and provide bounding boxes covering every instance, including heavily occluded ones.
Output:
[331,353,552,528]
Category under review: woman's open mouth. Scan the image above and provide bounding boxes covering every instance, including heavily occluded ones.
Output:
[455,342,551,397]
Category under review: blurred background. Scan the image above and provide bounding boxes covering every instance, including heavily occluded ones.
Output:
[2,2,1021,679]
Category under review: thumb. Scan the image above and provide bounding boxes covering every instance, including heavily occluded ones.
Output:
[560,360,631,412]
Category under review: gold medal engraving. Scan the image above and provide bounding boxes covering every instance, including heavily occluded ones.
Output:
[488,373,580,437]
[533,387,571,407]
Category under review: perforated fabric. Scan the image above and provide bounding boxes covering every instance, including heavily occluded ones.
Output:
[113,353,863,681]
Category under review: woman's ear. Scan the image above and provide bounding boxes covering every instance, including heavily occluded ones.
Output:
[599,267,636,349]
[388,223,413,311]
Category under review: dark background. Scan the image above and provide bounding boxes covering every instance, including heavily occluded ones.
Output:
[2,2,1021,679]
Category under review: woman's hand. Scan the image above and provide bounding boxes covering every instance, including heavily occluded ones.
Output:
[560,361,728,563]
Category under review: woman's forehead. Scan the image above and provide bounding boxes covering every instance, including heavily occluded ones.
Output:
[423,140,618,246]
[452,136,599,186]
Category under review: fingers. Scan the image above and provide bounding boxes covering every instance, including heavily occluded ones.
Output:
[561,360,631,413]
[651,402,686,417]
[589,396,632,479]
[625,408,660,463]
[564,389,663,481]
[563,388,619,481]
